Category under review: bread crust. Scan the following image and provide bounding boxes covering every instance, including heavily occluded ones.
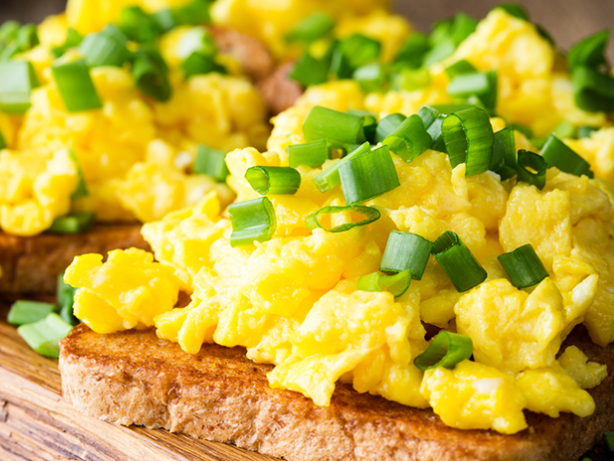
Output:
[59,324,614,461]
[0,224,148,294]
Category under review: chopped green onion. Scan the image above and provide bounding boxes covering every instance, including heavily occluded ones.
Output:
[553,120,576,139]
[568,30,610,71]
[391,67,430,91]
[428,116,447,152]
[182,51,226,79]
[228,197,277,247]
[331,34,381,78]
[0,21,20,45]
[51,28,83,59]
[7,301,57,326]
[348,110,377,143]
[423,39,456,68]
[245,166,301,196]
[424,13,477,67]
[578,126,598,139]
[132,47,172,102]
[69,150,88,199]
[194,144,229,182]
[305,205,380,233]
[285,12,334,44]
[498,244,549,289]
[0,60,39,114]
[375,113,406,143]
[394,33,430,69]
[303,106,366,146]
[288,139,329,168]
[173,0,212,26]
[431,103,476,114]
[432,231,487,292]
[604,431,614,452]
[57,273,79,326]
[490,128,517,180]
[339,145,400,205]
[441,107,494,176]
[358,269,411,298]
[516,149,547,189]
[312,142,371,193]
[380,231,433,280]
[79,31,131,68]
[507,122,533,139]
[572,66,614,113]
[17,313,73,359]
[414,331,473,371]
[152,8,177,32]
[289,51,330,86]
[353,63,388,93]
[418,105,440,130]
[383,114,432,163]
[101,24,129,45]
[0,129,6,150]
[47,212,96,234]
[494,3,530,21]
[17,24,39,50]
[118,6,161,43]
[445,59,477,79]
[447,71,496,102]
[51,60,102,112]
[540,135,594,178]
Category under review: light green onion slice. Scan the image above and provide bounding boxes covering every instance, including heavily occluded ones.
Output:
[394,33,430,69]
[540,135,594,178]
[8,301,57,326]
[17,313,73,359]
[353,63,388,93]
[391,67,431,92]
[0,60,39,114]
[47,212,96,234]
[414,331,473,371]
[578,126,598,139]
[79,31,131,67]
[447,70,497,112]
[228,197,277,247]
[490,128,517,180]
[498,244,549,289]
[441,106,494,176]
[173,0,211,25]
[245,166,301,196]
[288,139,329,168]
[380,231,433,280]
[553,120,577,140]
[151,8,177,32]
[516,149,547,190]
[0,129,6,150]
[432,231,487,292]
[289,50,331,87]
[312,142,371,193]
[305,205,380,233]
[418,105,440,129]
[358,269,412,298]
[571,66,614,113]
[194,144,229,182]
[69,150,88,199]
[303,105,366,146]
[285,12,335,44]
[118,5,161,43]
[339,145,400,205]
[375,113,406,143]
[132,47,172,102]
[51,60,102,112]
[57,273,79,326]
[332,34,381,75]
[383,114,432,162]
[51,28,83,58]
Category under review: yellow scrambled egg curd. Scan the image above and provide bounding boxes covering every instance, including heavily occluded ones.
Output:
[64,247,186,334]
[0,149,78,236]
[211,0,395,60]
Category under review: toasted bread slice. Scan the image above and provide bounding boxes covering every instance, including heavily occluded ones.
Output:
[0,224,148,295]
[59,323,614,461]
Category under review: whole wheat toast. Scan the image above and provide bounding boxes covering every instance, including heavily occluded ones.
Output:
[59,323,614,461]
[0,224,148,294]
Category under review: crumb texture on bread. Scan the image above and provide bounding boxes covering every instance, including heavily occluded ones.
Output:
[59,324,614,461]
[0,224,148,294]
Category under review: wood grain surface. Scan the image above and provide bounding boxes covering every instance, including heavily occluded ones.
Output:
[0,309,277,461]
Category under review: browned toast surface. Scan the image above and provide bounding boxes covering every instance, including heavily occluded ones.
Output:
[59,324,614,461]
[0,224,148,294]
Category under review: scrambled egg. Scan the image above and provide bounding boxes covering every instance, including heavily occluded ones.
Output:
[0,2,271,236]
[62,3,614,436]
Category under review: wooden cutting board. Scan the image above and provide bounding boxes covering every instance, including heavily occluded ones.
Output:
[0,304,277,461]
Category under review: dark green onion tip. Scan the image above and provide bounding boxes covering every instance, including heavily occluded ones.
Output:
[414,331,473,371]
[357,269,412,298]
[432,231,487,292]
